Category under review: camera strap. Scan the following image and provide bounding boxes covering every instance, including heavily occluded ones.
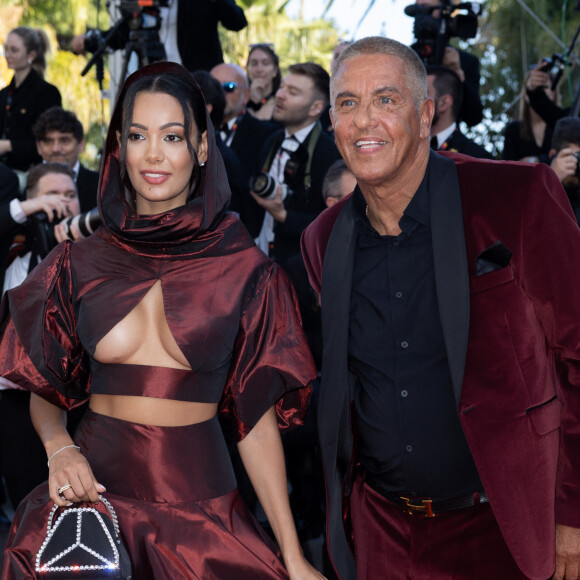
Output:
[261,121,323,191]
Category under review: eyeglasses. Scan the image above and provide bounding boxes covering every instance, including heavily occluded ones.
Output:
[222,82,238,93]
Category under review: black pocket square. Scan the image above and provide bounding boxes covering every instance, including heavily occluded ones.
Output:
[475,241,512,276]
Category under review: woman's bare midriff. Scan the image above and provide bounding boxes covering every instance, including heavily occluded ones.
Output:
[90,395,218,427]
[90,280,218,427]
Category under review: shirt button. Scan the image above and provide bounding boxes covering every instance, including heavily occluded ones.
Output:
[405,444,413,453]
[401,389,408,398]
[394,240,400,246]
[395,291,403,299]
[401,341,409,348]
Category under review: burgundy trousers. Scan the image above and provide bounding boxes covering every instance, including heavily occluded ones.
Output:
[350,474,533,580]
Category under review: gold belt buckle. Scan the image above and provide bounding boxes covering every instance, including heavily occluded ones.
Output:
[400,496,435,518]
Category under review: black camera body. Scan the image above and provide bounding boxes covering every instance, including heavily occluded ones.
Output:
[27,211,60,259]
[407,1,480,66]
[250,139,309,202]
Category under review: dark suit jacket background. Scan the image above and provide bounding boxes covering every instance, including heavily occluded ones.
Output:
[458,49,483,127]
[76,164,99,213]
[177,0,247,71]
[301,152,580,580]
[0,70,62,171]
[0,163,22,290]
[242,126,340,265]
[439,128,493,159]
[229,113,279,185]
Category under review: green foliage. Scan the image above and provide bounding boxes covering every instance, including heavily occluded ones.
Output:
[463,0,580,157]
[219,0,341,71]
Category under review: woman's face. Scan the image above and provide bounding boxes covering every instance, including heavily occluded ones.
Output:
[4,33,32,72]
[247,48,277,88]
[123,91,208,215]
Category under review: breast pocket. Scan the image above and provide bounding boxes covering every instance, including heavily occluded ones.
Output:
[470,265,515,295]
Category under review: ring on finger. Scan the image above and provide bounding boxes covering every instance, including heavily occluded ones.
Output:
[58,484,72,495]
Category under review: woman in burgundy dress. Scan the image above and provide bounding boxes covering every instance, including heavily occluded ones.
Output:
[0,62,323,579]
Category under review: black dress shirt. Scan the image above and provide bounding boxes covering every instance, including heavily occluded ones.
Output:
[349,177,482,500]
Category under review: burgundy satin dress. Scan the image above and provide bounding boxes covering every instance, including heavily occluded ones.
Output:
[0,62,316,579]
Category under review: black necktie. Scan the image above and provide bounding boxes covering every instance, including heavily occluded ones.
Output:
[430,136,438,150]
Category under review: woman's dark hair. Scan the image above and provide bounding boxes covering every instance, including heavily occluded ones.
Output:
[247,44,282,93]
[118,73,208,204]
[10,26,50,77]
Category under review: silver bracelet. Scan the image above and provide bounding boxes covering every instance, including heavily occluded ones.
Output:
[47,444,80,467]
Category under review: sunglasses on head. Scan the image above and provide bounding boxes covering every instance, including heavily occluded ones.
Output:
[222,82,238,93]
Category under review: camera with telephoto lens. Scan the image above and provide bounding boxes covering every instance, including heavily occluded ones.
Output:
[60,207,102,240]
[405,0,481,66]
[250,173,288,201]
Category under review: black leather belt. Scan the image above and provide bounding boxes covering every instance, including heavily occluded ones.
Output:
[364,474,488,518]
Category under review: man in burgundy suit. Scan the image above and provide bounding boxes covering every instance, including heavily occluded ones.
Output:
[301,36,580,580]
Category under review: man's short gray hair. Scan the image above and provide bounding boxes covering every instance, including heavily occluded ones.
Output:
[330,36,428,109]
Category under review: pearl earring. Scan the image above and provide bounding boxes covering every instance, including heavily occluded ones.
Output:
[27,58,32,65]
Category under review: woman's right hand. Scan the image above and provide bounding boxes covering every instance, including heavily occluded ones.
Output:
[250,77,269,103]
[48,446,106,506]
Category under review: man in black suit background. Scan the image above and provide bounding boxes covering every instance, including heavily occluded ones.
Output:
[427,65,492,159]
[245,62,341,268]
[210,63,278,185]
[32,107,99,213]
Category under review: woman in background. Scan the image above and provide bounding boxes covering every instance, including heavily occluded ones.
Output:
[0,27,61,173]
[0,62,324,580]
[502,69,556,164]
[246,43,281,121]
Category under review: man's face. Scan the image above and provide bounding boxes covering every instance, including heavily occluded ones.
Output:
[326,171,357,207]
[274,73,321,132]
[426,75,440,126]
[331,54,433,189]
[210,64,249,121]
[36,130,84,167]
[33,173,80,217]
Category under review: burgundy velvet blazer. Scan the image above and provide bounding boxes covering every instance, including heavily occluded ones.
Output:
[301,151,580,580]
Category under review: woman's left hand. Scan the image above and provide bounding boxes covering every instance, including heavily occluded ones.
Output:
[285,555,327,579]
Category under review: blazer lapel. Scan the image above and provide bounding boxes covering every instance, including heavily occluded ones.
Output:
[429,152,469,406]
[320,196,357,459]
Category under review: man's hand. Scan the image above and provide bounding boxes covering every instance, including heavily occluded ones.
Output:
[20,196,73,221]
[442,47,465,83]
[250,186,287,223]
[550,148,579,184]
[554,524,580,579]
[71,34,87,55]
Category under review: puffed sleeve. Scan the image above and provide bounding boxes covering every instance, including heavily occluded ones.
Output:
[220,262,315,440]
[0,241,89,410]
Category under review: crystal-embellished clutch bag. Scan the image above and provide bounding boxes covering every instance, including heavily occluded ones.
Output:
[36,495,132,578]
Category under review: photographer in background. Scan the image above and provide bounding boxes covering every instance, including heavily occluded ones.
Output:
[3,163,80,293]
[526,59,569,128]
[427,65,492,158]
[33,106,99,213]
[245,62,340,269]
[549,117,580,223]
[72,0,247,73]
[0,162,80,513]
[409,0,483,126]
